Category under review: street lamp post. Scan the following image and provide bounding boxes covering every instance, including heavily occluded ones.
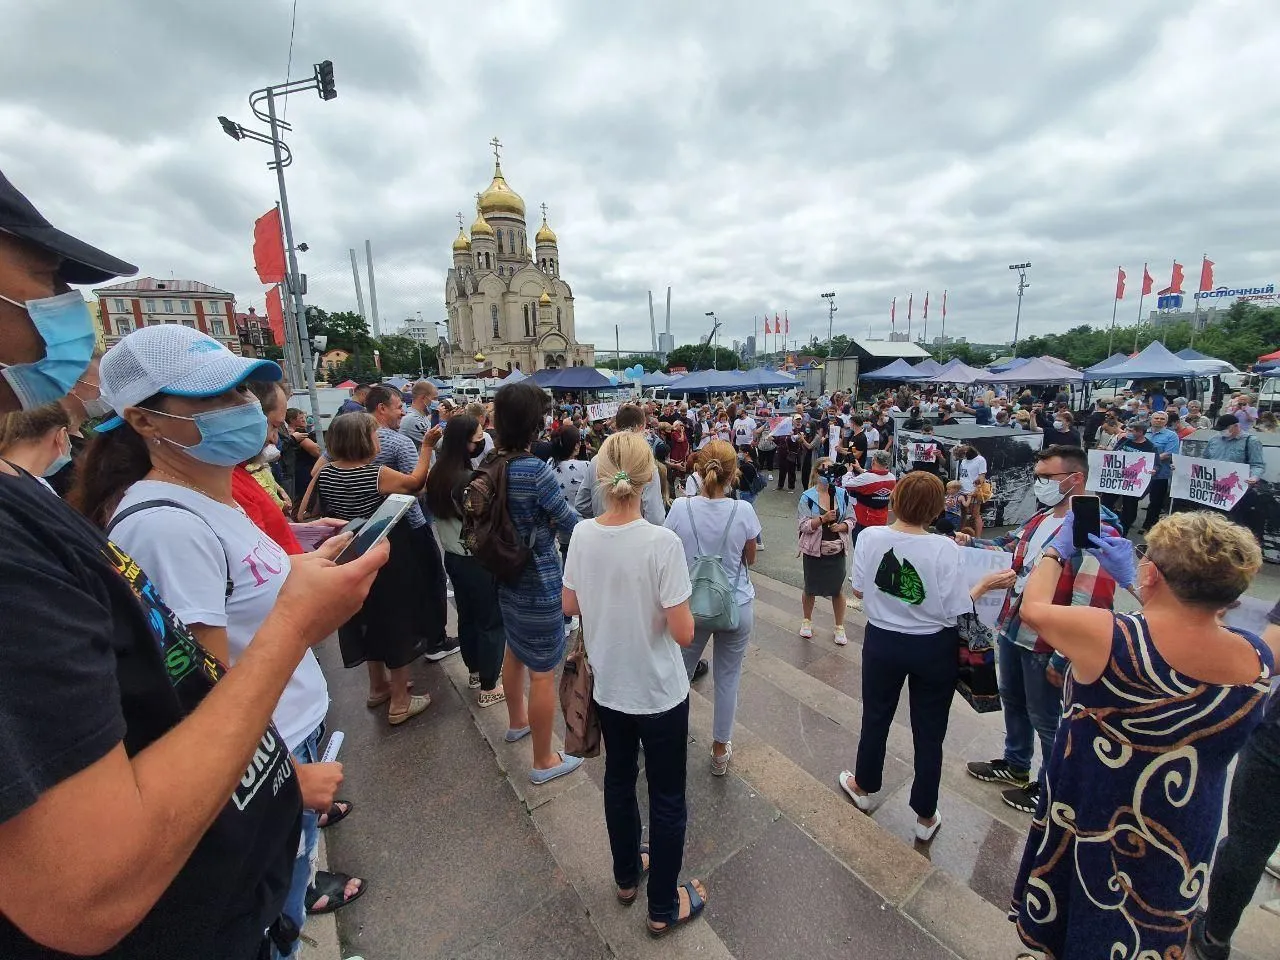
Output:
[704,311,720,370]
[217,59,337,452]
[1008,262,1031,356]
[820,291,837,394]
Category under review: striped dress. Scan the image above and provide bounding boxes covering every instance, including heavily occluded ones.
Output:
[499,454,580,671]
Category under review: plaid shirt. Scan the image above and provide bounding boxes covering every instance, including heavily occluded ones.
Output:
[972,508,1119,653]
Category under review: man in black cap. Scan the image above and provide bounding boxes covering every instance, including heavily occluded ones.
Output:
[0,170,388,959]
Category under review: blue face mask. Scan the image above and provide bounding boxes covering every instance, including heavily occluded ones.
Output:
[152,401,269,466]
[0,290,96,410]
[42,431,72,477]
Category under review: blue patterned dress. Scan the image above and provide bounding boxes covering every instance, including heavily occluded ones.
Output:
[498,454,580,671]
[1010,613,1273,959]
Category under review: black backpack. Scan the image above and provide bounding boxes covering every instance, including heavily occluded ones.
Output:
[461,451,537,583]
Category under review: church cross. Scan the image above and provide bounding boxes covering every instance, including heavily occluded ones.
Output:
[490,136,502,163]
[456,211,464,229]
[540,202,548,222]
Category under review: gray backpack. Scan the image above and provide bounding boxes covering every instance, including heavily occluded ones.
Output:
[685,499,743,632]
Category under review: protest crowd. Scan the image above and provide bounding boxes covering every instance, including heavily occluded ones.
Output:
[1,170,1278,960]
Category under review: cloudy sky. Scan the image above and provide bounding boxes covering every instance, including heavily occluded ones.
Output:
[3,0,1278,353]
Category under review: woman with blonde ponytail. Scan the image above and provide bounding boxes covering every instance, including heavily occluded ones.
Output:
[664,440,760,776]
[563,431,708,937]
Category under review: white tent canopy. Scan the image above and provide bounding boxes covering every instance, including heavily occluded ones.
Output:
[985,357,1084,384]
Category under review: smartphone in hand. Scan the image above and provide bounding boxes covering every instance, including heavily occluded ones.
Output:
[1071,495,1101,550]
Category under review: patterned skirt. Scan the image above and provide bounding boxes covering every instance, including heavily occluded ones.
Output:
[498,542,567,672]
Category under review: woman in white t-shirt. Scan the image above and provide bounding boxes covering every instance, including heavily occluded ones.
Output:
[956,445,989,536]
[563,432,707,937]
[664,441,761,776]
[731,413,757,451]
[79,330,370,941]
[839,472,1014,843]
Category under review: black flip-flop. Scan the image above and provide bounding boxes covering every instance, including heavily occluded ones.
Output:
[305,870,367,915]
[317,800,353,829]
[617,844,651,905]
[647,880,706,937]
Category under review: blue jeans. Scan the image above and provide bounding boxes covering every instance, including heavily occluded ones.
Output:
[276,723,323,959]
[682,601,753,743]
[996,635,1061,777]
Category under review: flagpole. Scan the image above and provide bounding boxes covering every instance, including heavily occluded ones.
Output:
[1162,259,1175,346]
[922,291,929,345]
[1134,263,1147,352]
[1190,253,1205,349]
[939,290,948,358]
[1108,295,1119,355]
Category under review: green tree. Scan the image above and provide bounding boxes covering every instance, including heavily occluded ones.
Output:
[930,342,993,367]
[374,335,436,376]
[665,343,741,371]
[310,309,372,354]
[599,354,662,372]
[809,334,852,360]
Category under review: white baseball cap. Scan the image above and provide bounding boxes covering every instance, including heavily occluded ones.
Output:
[97,324,281,428]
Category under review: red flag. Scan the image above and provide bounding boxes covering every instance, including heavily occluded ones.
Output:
[1169,261,1185,294]
[265,286,286,346]
[784,311,789,334]
[1199,257,1215,292]
[1115,267,1126,300]
[923,292,929,319]
[1141,264,1153,296]
[890,297,896,329]
[252,208,286,284]
[775,313,781,335]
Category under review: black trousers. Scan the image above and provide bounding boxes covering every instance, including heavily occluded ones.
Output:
[413,523,450,650]
[1116,494,1143,535]
[777,459,797,490]
[855,623,957,818]
[758,446,775,470]
[800,451,814,487]
[597,697,689,925]
[1205,723,1280,944]
[1139,477,1170,531]
[443,552,505,690]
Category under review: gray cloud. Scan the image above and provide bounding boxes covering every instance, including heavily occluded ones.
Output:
[1,0,1277,354]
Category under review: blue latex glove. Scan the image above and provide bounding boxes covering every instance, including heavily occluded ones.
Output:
[1045,512,1079,562]
[1087,533,1136,589]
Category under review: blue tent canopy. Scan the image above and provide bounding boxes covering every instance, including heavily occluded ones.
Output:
[640,371,676,387]
[662,369,744,392]
[985,357,1083,384]
[1083,341,1198,381]
[1085,353,1131,374]
[907,358,945,380]
[859,357,918,381]
[734,368,798,389]
[529,367,614,389]
[1175,348,1212,361]
[987,356,1031,374]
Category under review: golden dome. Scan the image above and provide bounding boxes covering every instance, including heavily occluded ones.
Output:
[451,227,471,252]
[470,207,493,238]
[478,162,525,217]
[539,291,552,306]
[535,216,558,245]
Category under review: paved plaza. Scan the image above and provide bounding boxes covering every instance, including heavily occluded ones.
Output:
[311,483,1280,960]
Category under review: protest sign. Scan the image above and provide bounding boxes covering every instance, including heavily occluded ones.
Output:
[909,441,938,463]
[1170,455,1250,510]
[959,547,1014,629]
[586,401,619,422]
[1086,449,1156,497]
[769,417,793,437]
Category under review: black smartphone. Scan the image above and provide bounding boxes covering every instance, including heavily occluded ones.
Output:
[334,494,415,564]
[1071,495,1101,550]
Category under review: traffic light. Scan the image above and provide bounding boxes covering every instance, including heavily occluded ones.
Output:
[315,60,337,100]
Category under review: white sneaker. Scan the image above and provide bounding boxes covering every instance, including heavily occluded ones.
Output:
[838,770,873,811]
[915,811,943,843]
[799,618,813,639]
[834,626,848,646]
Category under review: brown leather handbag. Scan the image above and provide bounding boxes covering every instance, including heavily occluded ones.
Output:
[558,627,601,758]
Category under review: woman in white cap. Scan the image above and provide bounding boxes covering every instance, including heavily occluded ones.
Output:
[72,324,370,946]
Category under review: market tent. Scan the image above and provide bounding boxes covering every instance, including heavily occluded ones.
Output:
[859,357,919,381]
[1085,353,1131,374]
[384,375,411,390]
[1175,348,1213,361]
[502,367,529,383]
[1083,341,1197,381]
[662,369,745,392]
[529,367,614,389]
[735,368,798,389]
[987,356,1031,374]
[640,371,676,387]
[928,359,987,384]
[907,357,945,380]
[1257,348,1280,363]
[335,379,357,389]
[986,357,1084,384]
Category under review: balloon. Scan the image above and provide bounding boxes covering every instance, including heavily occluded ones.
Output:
[607,373,619,385]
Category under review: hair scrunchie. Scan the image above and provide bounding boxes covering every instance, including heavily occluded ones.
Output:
[610,470,631,488]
